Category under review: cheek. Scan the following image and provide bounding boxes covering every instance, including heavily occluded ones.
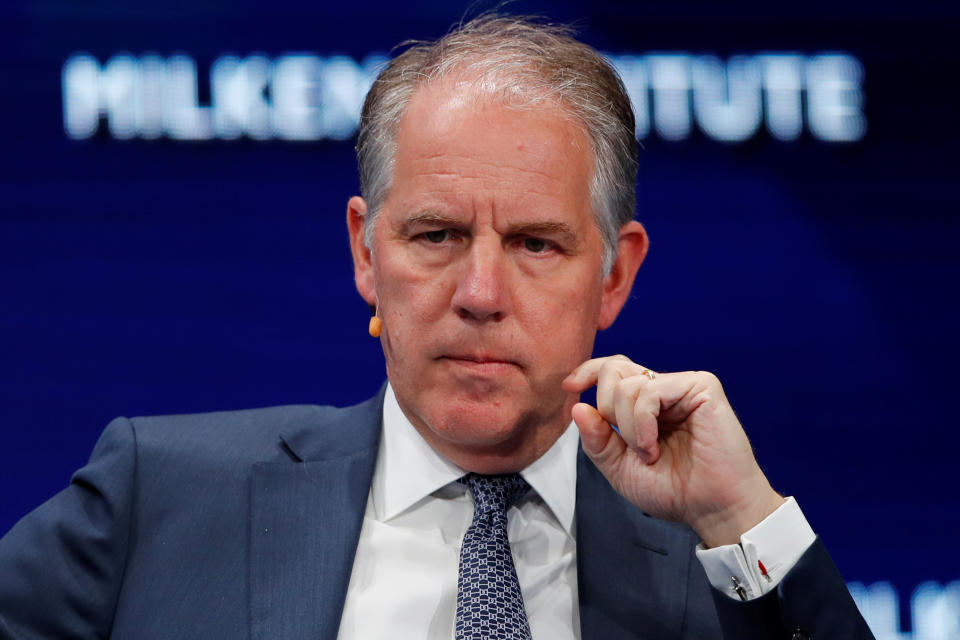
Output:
[521,280,601,355]
[527,270,603,317]
[376,265,454,351]
[394,274,452,319]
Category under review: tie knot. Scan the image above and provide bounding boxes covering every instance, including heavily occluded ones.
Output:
[463,473,530,516]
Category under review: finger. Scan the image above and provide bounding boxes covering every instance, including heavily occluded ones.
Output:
[642,370,730,426]
[571,402,627,471]
[595,359,636,425]
[562,354,631,392]
[613,374,660,463]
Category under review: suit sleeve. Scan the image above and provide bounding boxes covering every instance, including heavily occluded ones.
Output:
[709,537,876,639]
[0,417,136,639]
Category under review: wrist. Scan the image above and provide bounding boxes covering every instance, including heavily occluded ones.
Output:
[693,488,786,549]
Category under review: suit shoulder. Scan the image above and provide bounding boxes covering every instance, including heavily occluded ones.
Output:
[130,403,339,437]
[122,393,383,466]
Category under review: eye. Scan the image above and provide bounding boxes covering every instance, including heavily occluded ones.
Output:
[523,237,549,253]
[423,230,450,243]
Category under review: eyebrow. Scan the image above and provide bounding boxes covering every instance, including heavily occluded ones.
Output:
[401,211,462,230]
[504,221,579,247]
[399,212,579,246]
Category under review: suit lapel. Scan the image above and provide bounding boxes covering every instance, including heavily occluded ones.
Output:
[249,391,384,640]
[576,448,694,640]
[247,391,698,639]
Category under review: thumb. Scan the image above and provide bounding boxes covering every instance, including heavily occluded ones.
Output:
[571,402,627,471]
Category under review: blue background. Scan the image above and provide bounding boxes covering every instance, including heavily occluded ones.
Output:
[1,0,958,632]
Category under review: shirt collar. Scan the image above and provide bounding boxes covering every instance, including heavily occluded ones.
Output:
[372,383,579,537]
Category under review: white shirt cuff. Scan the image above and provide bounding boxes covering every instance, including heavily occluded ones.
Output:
[694,497,816,601]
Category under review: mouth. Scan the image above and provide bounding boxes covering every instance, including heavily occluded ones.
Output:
[440,353,521,374]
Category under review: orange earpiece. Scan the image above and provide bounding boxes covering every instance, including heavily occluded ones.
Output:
[368,315,382,338]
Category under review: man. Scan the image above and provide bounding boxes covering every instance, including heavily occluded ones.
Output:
[0,15,873,640]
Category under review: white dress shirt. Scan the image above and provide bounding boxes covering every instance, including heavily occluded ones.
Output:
[336,384,815,639]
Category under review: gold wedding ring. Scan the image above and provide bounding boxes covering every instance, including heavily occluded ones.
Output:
[641,368,656,380]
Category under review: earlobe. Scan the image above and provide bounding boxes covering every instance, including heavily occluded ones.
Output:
[346,196,377,307]
[597,221,649,330]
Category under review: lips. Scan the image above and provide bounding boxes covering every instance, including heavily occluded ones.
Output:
[444,353,516,364]
[440,353,521,373]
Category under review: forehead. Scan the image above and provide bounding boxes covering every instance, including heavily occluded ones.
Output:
[387,80,595,222]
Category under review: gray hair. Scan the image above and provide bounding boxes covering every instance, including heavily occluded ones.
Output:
[355,14,638,274]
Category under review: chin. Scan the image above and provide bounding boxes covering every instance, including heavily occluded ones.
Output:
[406,387,571,473]
[428,401,531,447]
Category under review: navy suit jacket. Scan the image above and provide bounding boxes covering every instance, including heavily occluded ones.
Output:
[0,390,873,639]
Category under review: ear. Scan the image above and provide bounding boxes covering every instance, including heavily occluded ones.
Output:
[597,220,649,330]
[346,196,377,307]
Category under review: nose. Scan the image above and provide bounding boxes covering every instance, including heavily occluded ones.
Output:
[451,237,510,323]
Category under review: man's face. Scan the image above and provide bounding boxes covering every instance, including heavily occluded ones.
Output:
[348,81,639,473]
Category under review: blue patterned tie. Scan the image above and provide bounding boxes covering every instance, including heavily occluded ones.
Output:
[455,473,532,640]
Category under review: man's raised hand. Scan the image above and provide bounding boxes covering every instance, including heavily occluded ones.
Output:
[562,355,785,547]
